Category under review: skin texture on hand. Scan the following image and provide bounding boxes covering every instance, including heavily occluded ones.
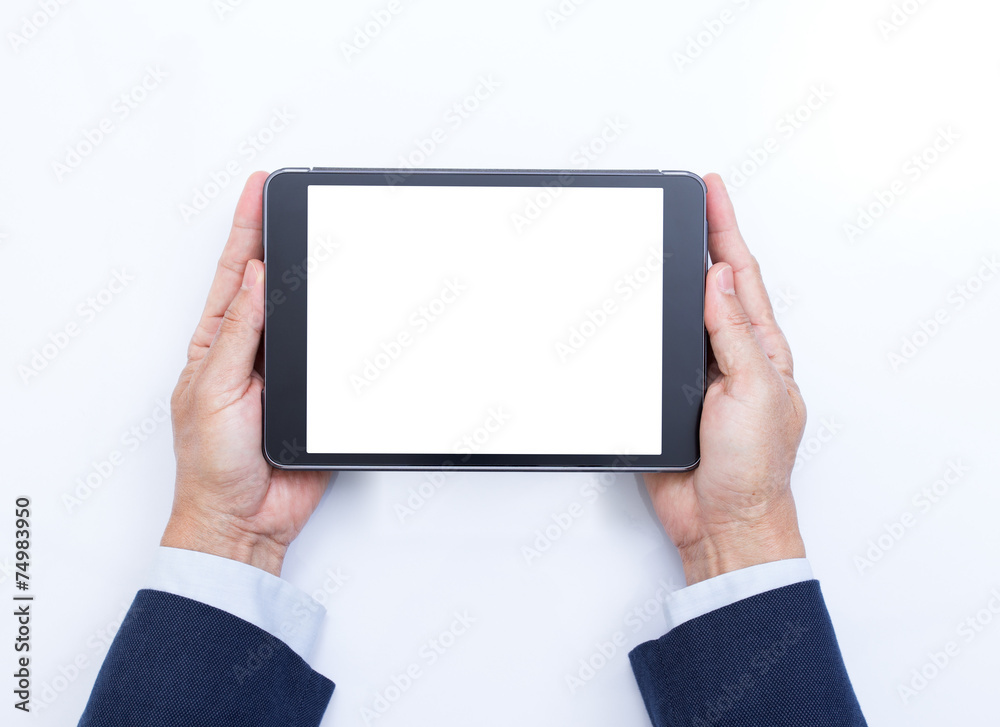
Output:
[162,172,330,577]
[645,173,807,586]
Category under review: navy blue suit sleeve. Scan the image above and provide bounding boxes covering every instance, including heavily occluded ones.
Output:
[629,580,866,727]
[79,589,334,727]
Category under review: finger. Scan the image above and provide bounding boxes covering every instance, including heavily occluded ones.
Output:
[197,260,265,398]
[703,172,795,377]
[704,262,770,380]
[188,171,269,361]
[704,173,776,326]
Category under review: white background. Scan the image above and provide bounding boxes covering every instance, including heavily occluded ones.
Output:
[305,184,663,455]
[2,1,998,725]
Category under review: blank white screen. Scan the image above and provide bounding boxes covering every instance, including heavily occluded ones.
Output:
[306,184,663,455]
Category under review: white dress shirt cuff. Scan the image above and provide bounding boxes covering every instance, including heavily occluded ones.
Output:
[146,546,326,664]
[662,558,814,632]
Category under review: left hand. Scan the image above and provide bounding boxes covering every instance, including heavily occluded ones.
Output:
[643,173,807,585]
[162,171,330,577]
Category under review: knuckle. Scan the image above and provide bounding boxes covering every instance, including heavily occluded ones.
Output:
[219,299,247,334]
[188,377,226,419]
[217,256,245,279]
[187,373,210,406]
[185,338,204,365]
[724,307,753,332]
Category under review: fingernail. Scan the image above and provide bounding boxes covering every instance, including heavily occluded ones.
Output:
[717,264,735,295]
[242,262,259,290]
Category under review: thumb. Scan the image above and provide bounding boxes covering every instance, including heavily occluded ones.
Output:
[200,260,265,393]
[704,262,768,379]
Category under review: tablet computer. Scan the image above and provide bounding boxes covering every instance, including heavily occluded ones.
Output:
[262,168,706,471]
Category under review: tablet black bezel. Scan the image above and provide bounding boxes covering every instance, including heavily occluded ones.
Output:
[263,168,705,471]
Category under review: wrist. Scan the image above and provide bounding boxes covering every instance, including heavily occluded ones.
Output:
[678,508,806,586]
[161,510,287,577]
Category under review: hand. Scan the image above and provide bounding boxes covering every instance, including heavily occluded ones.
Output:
[162,172,330,577]
[645,173,807,585]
